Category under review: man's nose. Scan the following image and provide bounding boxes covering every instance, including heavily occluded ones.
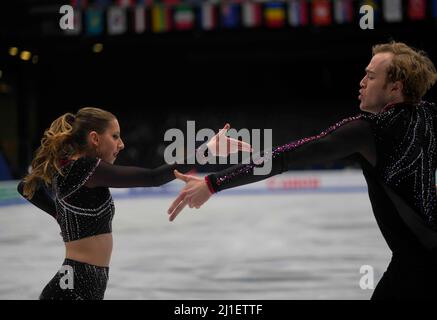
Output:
[360,76,366,88]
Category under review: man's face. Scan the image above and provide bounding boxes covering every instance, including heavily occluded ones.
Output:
[359,52,395,114]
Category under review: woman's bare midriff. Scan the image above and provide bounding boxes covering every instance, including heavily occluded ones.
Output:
[65,233,113,267]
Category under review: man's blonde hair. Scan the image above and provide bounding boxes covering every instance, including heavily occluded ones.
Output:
[372,41,437,103]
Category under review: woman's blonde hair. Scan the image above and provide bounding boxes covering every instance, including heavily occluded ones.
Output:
[372,41,437,103]
[22,107,116,199]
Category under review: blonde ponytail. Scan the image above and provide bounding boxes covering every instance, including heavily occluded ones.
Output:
[22,113,76,199]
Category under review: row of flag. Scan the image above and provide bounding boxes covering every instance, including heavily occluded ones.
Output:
[66,0,437,35]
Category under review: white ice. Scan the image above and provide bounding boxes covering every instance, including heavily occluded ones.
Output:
[0,190,391,300]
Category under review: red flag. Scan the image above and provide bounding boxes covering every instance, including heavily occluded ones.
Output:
[312,0,332,26]
[408,0,426,20]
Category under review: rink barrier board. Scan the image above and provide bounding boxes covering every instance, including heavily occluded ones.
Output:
[0,170,367,207]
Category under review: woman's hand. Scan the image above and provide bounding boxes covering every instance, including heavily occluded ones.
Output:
[168,170,212,221]
[207,123,252,156]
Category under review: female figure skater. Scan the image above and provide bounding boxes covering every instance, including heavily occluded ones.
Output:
[168,42,437,300]
[17,107,250,300]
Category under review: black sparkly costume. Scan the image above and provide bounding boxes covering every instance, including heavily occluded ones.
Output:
[206,101,437,300]
[18,155,197,299]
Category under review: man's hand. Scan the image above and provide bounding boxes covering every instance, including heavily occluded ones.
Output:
[168,170,212,222]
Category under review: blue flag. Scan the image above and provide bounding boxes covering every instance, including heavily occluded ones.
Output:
[433,0,437,18]
[86,8,104,36]
[221,3,241,29]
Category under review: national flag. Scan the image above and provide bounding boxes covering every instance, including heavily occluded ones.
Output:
[383,0,402,22]
[152,4,172,33]
[360,0,382,22]
[221,3,241,29]
[133,6,147,33]
[71,0,88,9]
[199,2,218,30]
[162,0,182,5]
[433,0,437,18]
[288,0,309,27]
[242,1,262,28]
[94,0,111,8]
[264,2,286,28]
[174,5,195,30]
[107,6,127,35]
[407,0,426,20]
[86,8,104,35]
[334,0,354,24]
[64,9,82,35]
[117,0,135,7]
[312,0,332,26]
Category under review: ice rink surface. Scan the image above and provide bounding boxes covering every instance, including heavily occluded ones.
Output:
[0,187,391,300]
[0,192,390,300]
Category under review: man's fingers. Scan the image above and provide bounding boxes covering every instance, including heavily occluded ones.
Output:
[169,199,188,222]
[168,191,187,214]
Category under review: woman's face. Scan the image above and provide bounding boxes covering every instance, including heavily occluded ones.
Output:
[92,118,125,164]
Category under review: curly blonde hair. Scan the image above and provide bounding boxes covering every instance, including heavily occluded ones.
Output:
[22,107,115,199]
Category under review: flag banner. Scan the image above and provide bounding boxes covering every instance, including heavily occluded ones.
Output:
[264,2,286,28]
[162,0,183,4]
[71,0,88,9]
[312,0,332,26]
[433,0,437,18]
[199,2,218,30]
[174,5,195,30]
[360,0,382,22]
[334,0,354,24]
[288,0,309,26]
[383,0,402,22]
[94,0,111,8]
[407,0,426,20]
[242,1,263,28]
[64,9,82,35]
[152,4,172,32]
[221,3,241,29]
[86,7,104,35]
[117,0,136,8]
[108,6,128,35]
[133,5,147,33]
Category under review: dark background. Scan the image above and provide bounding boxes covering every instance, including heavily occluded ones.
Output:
[1,0,436,178]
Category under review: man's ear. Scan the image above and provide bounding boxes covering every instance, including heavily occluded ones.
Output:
[88,131,99,147]
[391,80,403,95]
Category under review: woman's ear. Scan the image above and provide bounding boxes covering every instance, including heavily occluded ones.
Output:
[88,131,99,148]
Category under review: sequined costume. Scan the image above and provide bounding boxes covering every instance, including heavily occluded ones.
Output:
[18,155,197,299]
[206,101,437,300]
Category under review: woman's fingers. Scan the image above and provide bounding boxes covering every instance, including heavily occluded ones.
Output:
[174,169,190,182]
[217,123,231,137]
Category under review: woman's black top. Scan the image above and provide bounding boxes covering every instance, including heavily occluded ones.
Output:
[18,157,195,242]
